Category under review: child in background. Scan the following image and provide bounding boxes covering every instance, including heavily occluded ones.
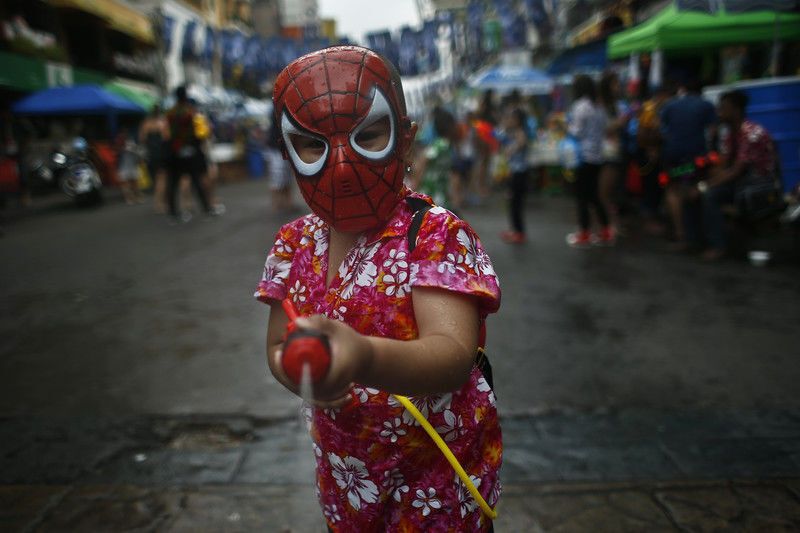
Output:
[411,106,459,211]
[116,129,142,205]
[255,46,502,532]
[498,108,531,244]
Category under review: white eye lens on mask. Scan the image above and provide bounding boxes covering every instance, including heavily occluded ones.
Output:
[349,88,396,161]
[281,112,329,176]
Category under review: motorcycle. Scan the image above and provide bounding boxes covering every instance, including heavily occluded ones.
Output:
[31,137,102,206]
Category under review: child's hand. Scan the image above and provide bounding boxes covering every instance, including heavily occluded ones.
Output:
[291,315,374,405]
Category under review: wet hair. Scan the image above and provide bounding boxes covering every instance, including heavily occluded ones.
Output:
[573,75,596,102]
[720,90,748,114]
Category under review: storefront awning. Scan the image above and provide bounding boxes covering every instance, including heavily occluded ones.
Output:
[47,0,154,44]
[608,3,800,58]
[547,40,608,77]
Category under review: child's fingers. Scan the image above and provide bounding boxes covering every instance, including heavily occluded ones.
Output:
[295,315,337,334]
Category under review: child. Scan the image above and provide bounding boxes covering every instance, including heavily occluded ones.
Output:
[498,108,531,244]
[116,129,142,205]
[411,106,459,211]
[255,46,502,532]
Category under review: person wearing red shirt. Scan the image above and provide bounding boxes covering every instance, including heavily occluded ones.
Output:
[696,90,776,261]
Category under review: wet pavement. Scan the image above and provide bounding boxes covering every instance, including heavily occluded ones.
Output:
[1,180,799,531]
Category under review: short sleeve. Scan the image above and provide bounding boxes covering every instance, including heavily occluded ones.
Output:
[254,222,299,304]
[409,207,501,314]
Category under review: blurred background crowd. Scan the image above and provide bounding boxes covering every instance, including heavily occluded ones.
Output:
[0,0,798,259]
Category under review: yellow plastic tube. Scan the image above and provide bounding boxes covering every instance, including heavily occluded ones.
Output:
[392,394,498,520]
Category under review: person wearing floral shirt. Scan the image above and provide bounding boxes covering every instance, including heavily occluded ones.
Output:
[696,90,776,261]
[255,46,502,532]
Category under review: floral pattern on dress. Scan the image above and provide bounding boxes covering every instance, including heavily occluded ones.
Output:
[255,190,502,532]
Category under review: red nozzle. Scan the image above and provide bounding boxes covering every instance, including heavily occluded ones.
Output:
[282,330,331,384]
[280,298,331,385]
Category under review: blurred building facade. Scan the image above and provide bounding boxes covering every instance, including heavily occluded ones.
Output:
[0,0,159,107]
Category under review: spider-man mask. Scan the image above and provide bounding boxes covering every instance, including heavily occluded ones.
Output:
[273,46,412,233]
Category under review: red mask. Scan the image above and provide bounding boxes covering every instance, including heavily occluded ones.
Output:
[273,46,412,232]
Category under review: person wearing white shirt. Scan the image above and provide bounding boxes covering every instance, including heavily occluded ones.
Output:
[567,75,613,247]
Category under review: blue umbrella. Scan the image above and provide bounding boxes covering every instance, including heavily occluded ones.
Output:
[12,84,145,115]
[468,65,554,94]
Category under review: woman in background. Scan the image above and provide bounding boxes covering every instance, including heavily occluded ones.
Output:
[567,75,612,247]
[138,105,170,213]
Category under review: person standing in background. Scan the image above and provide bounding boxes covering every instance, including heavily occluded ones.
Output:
[411,106,459,211]
[138,105,170,213]
[499,108,531,244]
[472,90,499,201]
[598,71,631,234]
[165,86,213,223]
[566,75,612,247]
[635,84,672,235]
[116,128,143,205]
[659,79,717,250]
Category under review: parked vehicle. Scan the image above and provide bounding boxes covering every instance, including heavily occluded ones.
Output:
[31,137,102,206]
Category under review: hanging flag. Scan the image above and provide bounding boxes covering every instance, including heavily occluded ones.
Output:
[161,15,175,55]
[203,26,216,65]
[182,20,197,59]
[399,26,419,76]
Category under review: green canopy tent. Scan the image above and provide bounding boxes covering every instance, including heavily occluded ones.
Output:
[608,3,800,58]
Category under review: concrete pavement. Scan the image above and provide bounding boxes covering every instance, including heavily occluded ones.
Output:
[2,180,799,531]
[2,411,800,531]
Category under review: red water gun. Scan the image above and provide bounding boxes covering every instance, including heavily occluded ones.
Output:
[280,298,332,385]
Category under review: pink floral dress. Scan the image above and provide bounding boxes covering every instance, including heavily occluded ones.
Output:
[255,190,502,532]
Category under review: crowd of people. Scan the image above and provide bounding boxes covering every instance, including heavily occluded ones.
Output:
[1,70,787,260]
[406,72,783,262]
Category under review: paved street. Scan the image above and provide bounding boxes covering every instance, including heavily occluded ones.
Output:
[2,180,799,531]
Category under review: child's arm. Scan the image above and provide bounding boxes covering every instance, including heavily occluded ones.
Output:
[292,286,479,400]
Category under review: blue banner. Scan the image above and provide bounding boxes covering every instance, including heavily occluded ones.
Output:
[182,20,197,59]
[398,26,419,76]
[202,26,215,64]
[223,30,246,68]
[243,35,261,72]
[162,15,175,55]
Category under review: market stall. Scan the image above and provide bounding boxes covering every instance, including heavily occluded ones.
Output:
[608,4,800,59]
